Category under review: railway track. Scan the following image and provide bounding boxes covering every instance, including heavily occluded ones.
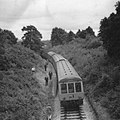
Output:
[60,103,86,120]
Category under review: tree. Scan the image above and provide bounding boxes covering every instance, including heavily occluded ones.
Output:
[0,45,6,70]
[86,26,95,36]
[76,29,81,38]
[115,1,120,14]
[79,30,86,39]
[67,31,75,42]
[0,28,17,70]
[21,25,43,52]
[0,29,17,46]
[50,27,67,46]
[76,27,95,39]
[99,1,120,58]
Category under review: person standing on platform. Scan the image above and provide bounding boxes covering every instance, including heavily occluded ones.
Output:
[49,71,53,80]
[44,64,47,71]
[44,77,48,86]
[44,60,48,71]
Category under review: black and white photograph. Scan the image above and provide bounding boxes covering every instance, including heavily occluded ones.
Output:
[0,0,120,120]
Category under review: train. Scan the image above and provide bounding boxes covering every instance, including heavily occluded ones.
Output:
[41,51,84,105]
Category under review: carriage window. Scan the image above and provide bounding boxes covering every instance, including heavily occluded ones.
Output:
[61,84,67,94]
[68,83,74,93]
[75,82,81,92]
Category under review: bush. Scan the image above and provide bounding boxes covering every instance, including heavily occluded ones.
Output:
[87,40,102,49]
[87,72,99,84]
[0,44,50,120]
[101,90,120,119]
[93,74,113,98]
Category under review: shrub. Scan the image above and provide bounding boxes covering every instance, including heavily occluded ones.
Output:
[87,40,102,49]
[101,90,120,119]
[0,44,50,120]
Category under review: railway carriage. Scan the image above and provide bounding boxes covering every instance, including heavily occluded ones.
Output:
[48,52,84,105]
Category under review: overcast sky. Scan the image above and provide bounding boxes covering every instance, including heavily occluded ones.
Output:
[0,0,117,40]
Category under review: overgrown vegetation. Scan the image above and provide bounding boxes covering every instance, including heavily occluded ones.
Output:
[0,28,52,120]
[50,26,95,46]
[99,1,120,59]
[21,25,44,53]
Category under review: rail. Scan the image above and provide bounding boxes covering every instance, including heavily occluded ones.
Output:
[86,95,99,120]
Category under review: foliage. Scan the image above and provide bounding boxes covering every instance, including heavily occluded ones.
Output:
[93,74,113,98]
[0,44,7,70]
[75,26,95,39]
[67,31,75,42]
[50,27,67,46]
[101,90,120,119]
[0,70,49,120]
[0,28,17,46]
[5,44,42,70]
[50,36,104,79]
[99,1,120,58]
[0,43,52,120]
[50,26,95,46]
[86,38,102,49]
[50,33,120,119]
[0,28,17,71]
[21,25,44,52]
[0,27,52,120]
[75,29,81,38]
[86,26,95,36]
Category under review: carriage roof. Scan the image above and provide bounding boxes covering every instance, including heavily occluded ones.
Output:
[56,59,82,82]
[48,51,82,82]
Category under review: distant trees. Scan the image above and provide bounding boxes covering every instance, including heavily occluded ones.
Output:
[76,29,81,38]
[21,25,44,52]
[75,26,95,39]
[51,27,67,46]
[99,1,120,58]
[0,28,17,70]
[67,31,75,42]
[86,26,95,36]
[0,28,17,46]
[50,26,95,46]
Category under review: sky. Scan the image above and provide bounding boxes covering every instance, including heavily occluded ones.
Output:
[0,0,117,40]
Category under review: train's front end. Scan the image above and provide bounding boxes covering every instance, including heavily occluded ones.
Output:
[58,78,84,106]
[57,59,84,106]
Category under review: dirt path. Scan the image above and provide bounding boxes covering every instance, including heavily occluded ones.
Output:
[33,62,54,88]
[32,62,55,119]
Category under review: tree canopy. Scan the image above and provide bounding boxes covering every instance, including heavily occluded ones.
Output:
[0,28,17,46]
[99,1,120,58]
[0,28,17,70]
[67,31,75,42]
[50,27,67,46]
[21,25,44,52]
[0,27,52,120]
[50,26,95,46]
[76,26,95,39]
